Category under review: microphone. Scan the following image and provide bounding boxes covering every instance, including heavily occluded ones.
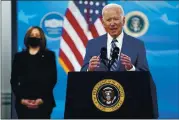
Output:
[108,47,120,71]
[100,47,108,69]
[111,47,119,60]
[81,47,108,71]
[100,47,107,60]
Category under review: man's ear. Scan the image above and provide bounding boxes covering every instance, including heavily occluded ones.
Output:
[122,16,125,26]
[102,18,104,25]
[102,18,106,28]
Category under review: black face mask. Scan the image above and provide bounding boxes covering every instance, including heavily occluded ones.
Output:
[27,37,41,47]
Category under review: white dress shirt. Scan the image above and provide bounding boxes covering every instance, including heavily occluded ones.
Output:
[107,32,124,60]
[107,31,135,71]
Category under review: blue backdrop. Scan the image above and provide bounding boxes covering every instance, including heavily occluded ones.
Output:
[17,1,179,118]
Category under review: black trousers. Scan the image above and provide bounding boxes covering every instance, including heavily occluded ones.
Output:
[15,103,53,119]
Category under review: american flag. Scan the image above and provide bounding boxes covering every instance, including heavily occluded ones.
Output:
[59,1,107,72]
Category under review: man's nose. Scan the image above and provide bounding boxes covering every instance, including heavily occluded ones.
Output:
[110,20,115,26]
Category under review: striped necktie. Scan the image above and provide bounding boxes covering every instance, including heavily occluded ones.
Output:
[110,39,119,71]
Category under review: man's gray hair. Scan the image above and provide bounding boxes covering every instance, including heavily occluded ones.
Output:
[102,3,125,17]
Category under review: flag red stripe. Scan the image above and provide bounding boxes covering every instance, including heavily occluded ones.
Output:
[62,29,83,66]
[59,49,74,71]
[66,9,88,47]
[89,24,99,38]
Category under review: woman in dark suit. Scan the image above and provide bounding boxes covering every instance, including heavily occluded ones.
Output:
[10,26,57,119]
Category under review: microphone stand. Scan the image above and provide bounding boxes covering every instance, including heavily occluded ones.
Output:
[107,58,115,71]
[100,58,110,71]
[108,47,120,71]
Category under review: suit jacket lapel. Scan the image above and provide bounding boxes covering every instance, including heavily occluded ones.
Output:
[100,33,107,49]
[119,32,128,71]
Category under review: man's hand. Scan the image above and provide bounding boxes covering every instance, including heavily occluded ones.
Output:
[120,53,133,70]
[88,56,100,71]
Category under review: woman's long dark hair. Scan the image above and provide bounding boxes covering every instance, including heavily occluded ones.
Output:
[24,26,47,50]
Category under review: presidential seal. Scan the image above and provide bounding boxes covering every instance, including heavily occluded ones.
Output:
[92,79,125,112]
[124,11,149,37]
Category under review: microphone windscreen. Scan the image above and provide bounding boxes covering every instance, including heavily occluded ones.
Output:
[100,47,107,59]
[113,47,120,54]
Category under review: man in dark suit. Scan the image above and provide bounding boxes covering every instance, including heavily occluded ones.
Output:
[81,3,158,118]
[81,3,149,72]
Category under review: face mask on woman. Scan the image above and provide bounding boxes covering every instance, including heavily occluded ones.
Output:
[27,37,41,47]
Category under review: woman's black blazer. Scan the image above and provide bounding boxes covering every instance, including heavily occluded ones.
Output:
[10,49,57,107]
